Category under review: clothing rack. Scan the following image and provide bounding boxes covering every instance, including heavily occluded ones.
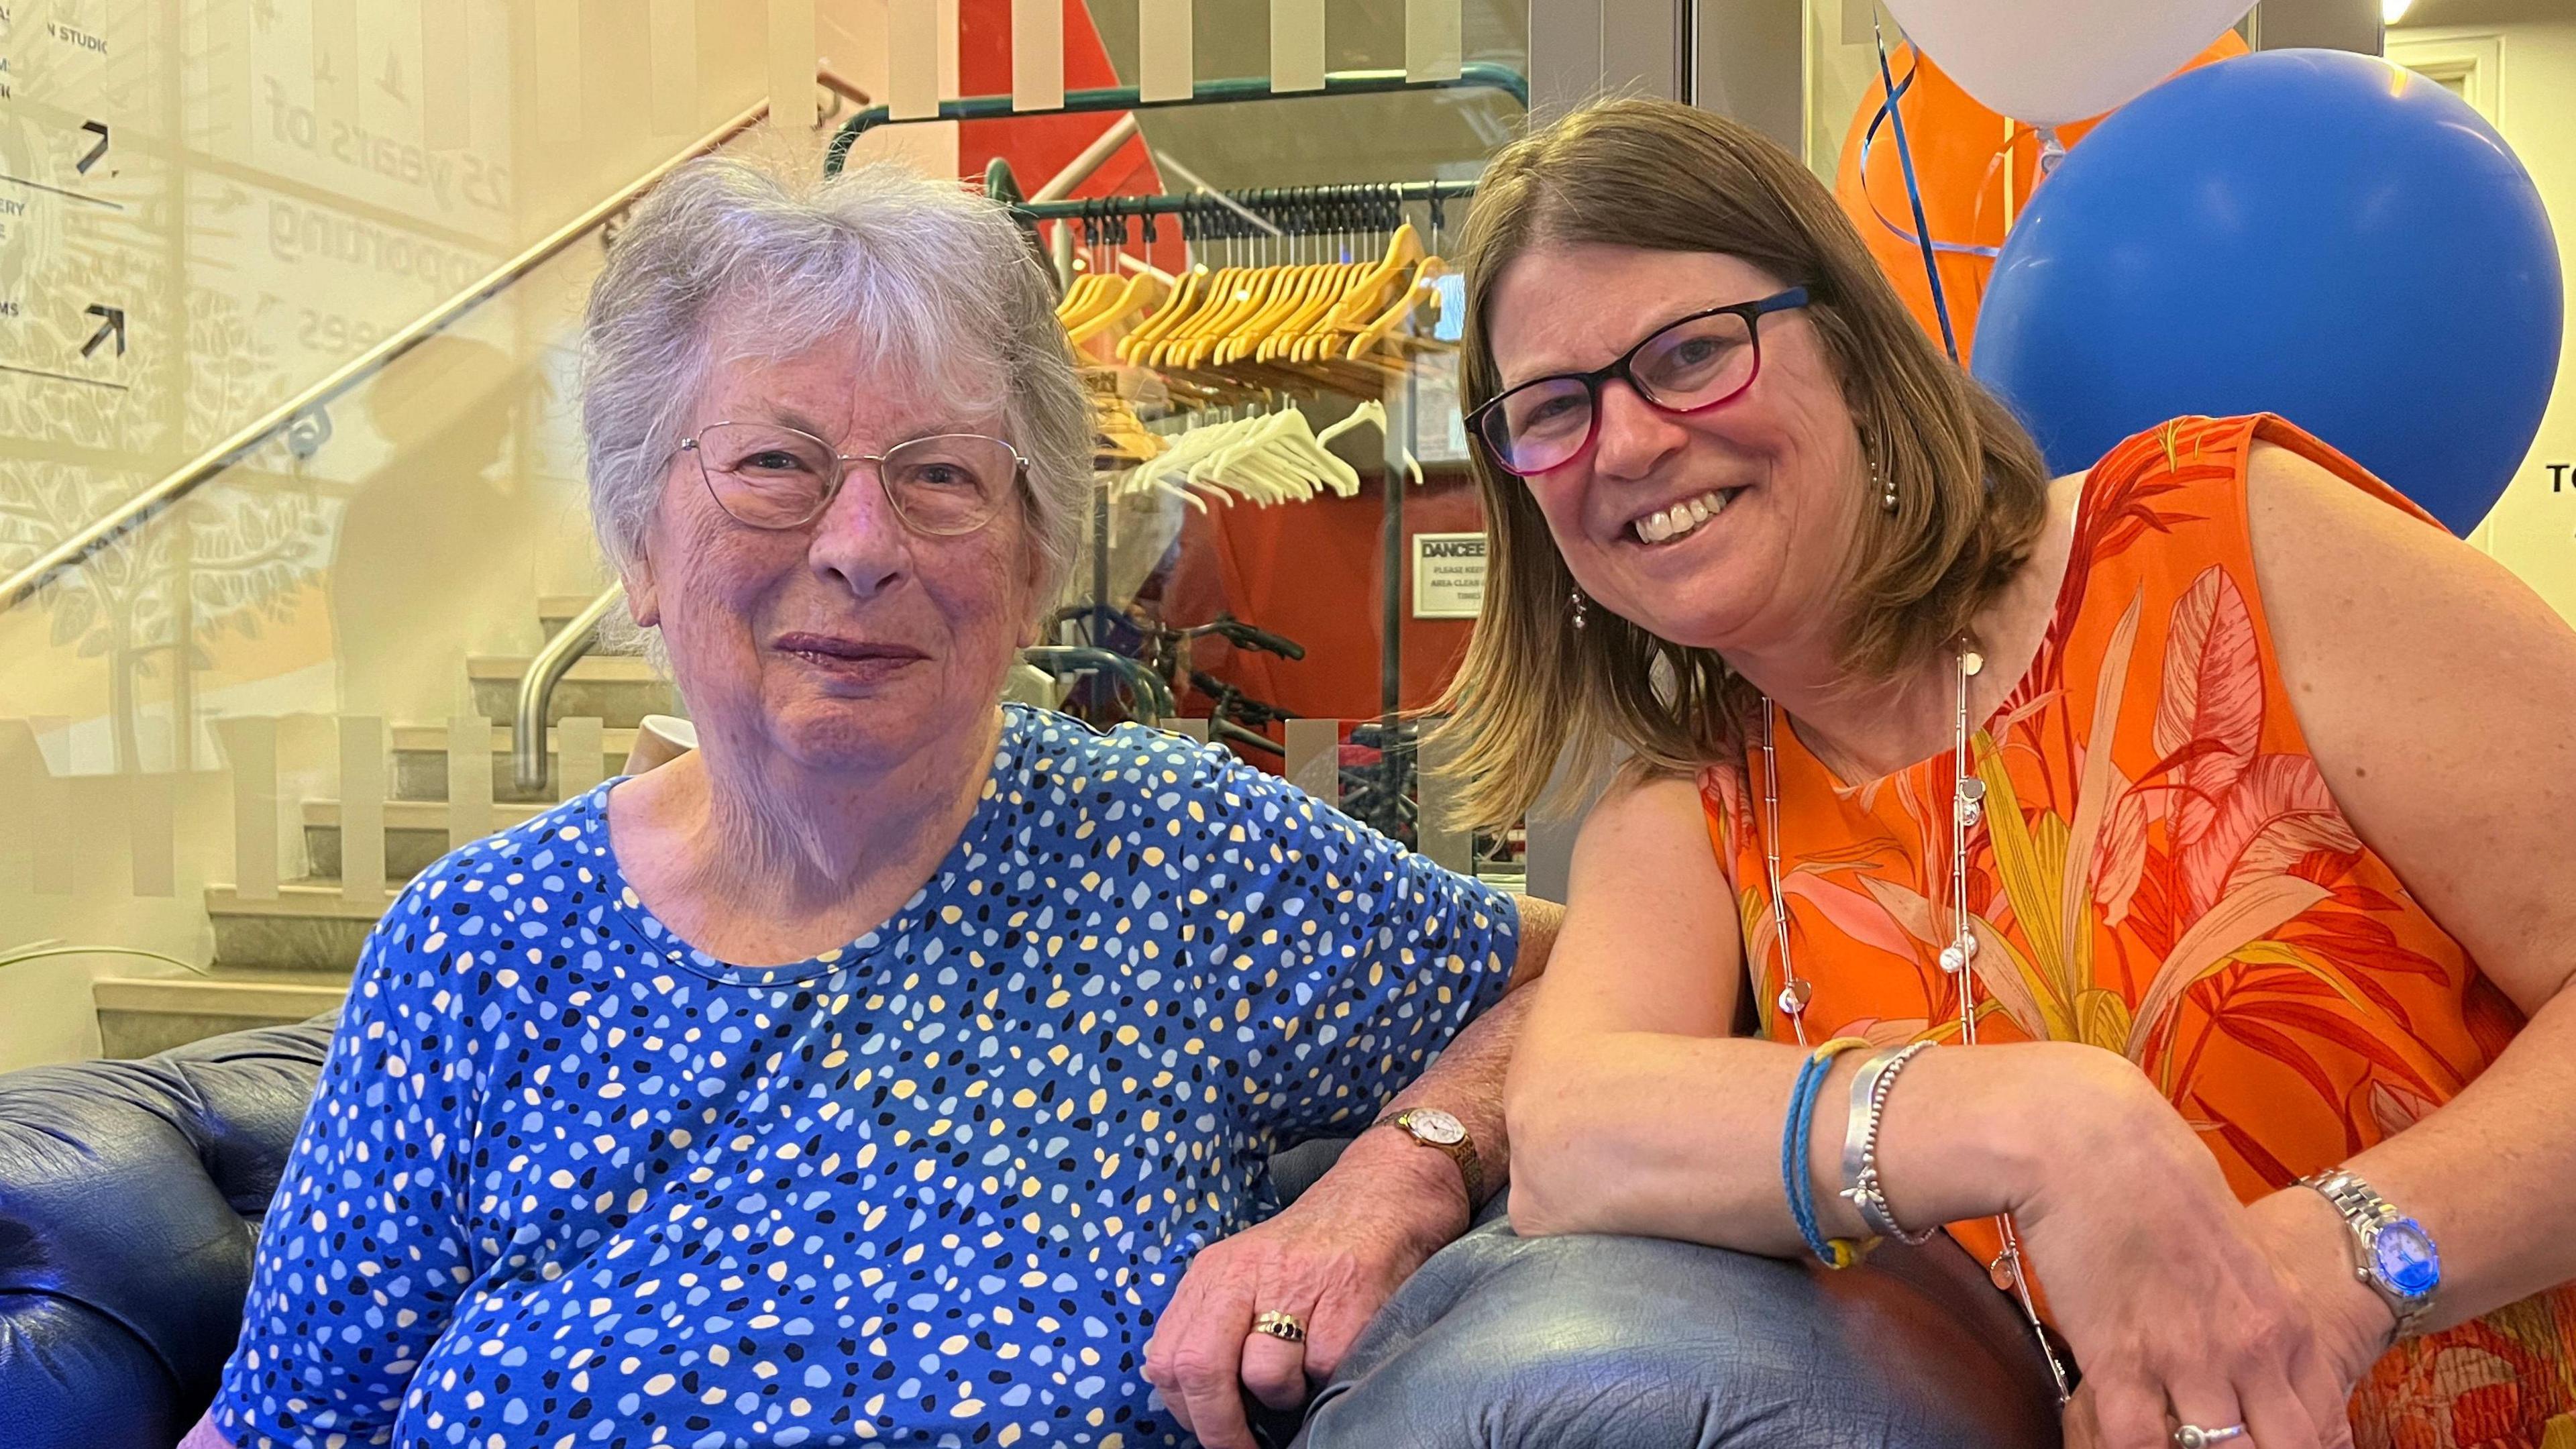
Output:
[1065,180,1470,735]
[828,68,1512,751]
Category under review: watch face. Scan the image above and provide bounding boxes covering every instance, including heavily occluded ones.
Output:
[2371,1219,2443,1299]
[1403,1109,1466,1146]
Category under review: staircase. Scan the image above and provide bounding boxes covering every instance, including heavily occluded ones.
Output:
[91,596,679,1057]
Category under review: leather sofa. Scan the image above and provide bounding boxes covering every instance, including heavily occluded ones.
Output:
[0,1018,2060,1448]
[0,1018,331,1449]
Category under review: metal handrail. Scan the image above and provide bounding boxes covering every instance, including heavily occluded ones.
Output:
[1019,645,1176,720]
[2,99,772,612]
[515,581,626,792]
[516,606,1193,791]
[824,64,1532,174]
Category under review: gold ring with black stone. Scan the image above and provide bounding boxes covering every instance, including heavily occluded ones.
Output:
[1250,1309,1307,1343]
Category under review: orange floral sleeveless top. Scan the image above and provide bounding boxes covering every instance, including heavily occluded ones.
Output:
[1701,416,2573,1446]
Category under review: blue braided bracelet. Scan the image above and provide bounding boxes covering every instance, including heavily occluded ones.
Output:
[1782,1036,1874,1269]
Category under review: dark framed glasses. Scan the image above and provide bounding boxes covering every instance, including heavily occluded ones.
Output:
[678,422,1029,535]
[1468,287,1811,478]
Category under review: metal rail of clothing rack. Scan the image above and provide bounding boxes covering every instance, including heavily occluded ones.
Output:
[1007,178,1481,225]
[822,63,1529,175]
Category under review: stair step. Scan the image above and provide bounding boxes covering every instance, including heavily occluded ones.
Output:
[94,973,347,1058]
[467,654,677,730]
[303,798,551,879]
[539,594,640,653]
[388,724,642,802]
[207,881,404,972]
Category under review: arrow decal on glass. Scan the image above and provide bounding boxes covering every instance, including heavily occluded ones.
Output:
[82,305,127,358]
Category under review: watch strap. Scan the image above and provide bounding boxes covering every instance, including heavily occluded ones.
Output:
[1389,1110,1485,1208]
[2300,1168,2435,1338]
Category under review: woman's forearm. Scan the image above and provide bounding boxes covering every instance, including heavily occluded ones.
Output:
[2318,983,2576,1332]
[1306,894,1562,1242]
[1506,1030,2143,1251]
[178,1411,232,1449]
[1334,983,1536,1237]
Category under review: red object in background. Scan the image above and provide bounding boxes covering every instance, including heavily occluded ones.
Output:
[1161,469,1487,768]
[952,0,1184,274]
[945,1,1482,751]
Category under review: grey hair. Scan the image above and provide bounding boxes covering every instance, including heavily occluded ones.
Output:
[579,150,1091,626]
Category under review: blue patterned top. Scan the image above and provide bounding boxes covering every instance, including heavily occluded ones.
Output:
[213,706,1517,1448]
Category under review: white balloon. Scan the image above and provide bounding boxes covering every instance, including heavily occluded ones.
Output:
[1880,0,2255,125]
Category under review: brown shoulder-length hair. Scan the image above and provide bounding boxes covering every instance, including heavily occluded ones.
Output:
[1430,97,2051,835]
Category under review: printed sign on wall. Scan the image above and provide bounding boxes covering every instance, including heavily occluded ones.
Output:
[1412,531,1487,619]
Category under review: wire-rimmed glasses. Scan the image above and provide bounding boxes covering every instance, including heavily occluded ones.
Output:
[1466,287,1811,478]
[678,423,1029,535]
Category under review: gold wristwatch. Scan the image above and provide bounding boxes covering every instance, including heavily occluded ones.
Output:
[1384,1108,1484,1208]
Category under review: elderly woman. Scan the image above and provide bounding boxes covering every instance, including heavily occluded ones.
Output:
[1449,100,2576,1448]
[184,153,1557,1449]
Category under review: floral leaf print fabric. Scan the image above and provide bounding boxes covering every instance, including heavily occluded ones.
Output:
[213,706,1517,1449]
[1707,417,2574,1444]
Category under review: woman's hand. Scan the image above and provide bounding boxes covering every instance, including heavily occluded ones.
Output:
[1142,1130,1467,1449]
[2021,1055,2359,1449]
[2241,1185,2399,1403]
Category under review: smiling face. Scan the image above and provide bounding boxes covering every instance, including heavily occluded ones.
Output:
[1486,243,1869,659]
[623,332,1040,777]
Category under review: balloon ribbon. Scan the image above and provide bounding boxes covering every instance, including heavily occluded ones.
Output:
[1872,18,1964,363]
[1859,44,2009,268]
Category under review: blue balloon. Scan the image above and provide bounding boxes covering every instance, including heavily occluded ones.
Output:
[1971,48,2561,536]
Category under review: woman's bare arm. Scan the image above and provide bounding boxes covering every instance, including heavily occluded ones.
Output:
[2242,441,2576,1337]
[1502,771,2129,1248]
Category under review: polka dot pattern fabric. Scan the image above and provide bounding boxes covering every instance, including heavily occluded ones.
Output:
[211,706,1516,1448]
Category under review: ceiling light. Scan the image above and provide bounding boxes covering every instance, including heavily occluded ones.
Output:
[2384,0,2414,23]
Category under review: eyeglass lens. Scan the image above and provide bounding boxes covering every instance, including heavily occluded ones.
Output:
[1480,308,1762,476]
[692,423,1015,535]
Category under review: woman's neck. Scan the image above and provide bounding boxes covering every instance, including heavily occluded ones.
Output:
[609,706,1004,966]
[1730,631,1964,784]
[1731,472,2084,784]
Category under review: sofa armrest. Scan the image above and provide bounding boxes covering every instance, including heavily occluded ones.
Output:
[1296,1217,2063,1448]
[0,1016,336,1449]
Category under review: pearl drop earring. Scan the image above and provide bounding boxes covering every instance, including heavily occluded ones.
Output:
[1571,588,1589,631]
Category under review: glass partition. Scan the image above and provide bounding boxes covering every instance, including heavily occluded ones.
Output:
[0,0,775,1068]
[0,0,1532,1071]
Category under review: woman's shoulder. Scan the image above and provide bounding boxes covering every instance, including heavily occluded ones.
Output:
[1002,704,1275,817]
[368,786,616,949]
[995,704,1419,869]
[341,788,621,1055]
[2059,415,2453,622]
[2049,415,2310,607]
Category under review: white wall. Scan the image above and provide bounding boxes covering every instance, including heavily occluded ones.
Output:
[2392,15,2576,614]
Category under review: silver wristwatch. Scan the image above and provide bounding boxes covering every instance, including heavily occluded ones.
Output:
[2300,1168,2441,1340]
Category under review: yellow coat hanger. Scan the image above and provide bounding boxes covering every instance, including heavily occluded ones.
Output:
[1144,263,1245,368]
[1329,223,1427,328]
[1176,264,1281,370]
[1067,269,1170,346]
[1250,261,1358,364]
[1346,256,1448,362]
[1056,270,1110,324]
[1123,265,1215,365]
[1217,262,1313,366]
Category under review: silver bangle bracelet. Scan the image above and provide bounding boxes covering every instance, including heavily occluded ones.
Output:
[1839,1042,1939,1244]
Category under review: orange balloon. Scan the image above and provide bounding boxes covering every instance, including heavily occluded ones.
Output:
[1834,32,2247,360]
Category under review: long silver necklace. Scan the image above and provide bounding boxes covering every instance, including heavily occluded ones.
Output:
[1758,641,2073,1402]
